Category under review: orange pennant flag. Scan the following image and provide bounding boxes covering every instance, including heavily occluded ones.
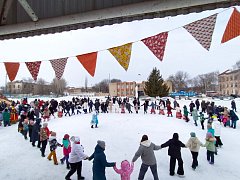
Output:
[108,43,132,71]
[221,8,240,43]
[76,52,98,77]
[4,62,20,82]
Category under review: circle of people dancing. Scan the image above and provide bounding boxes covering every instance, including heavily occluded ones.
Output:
[0,96,239,179]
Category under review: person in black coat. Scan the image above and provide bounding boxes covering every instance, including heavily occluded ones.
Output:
[161,133,186,177]
[31,118,41,147]
[231,100,237,112]
[88,140,115,180]
[195,99,200,111]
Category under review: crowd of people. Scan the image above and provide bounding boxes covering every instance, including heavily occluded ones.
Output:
[0,96,239,179]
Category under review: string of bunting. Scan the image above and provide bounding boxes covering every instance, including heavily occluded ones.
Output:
[2,7,240,82]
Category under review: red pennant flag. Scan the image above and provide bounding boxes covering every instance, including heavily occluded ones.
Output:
[4,62,20,82]
[183,14,217,50]
[221,8,240,43]
[76,52,98,77]
[50,58,68,79]
[25,61,41,80]
[142,32,168,61]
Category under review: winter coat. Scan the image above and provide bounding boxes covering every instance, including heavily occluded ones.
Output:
[132,140,161,165]
[2,110,10,122]
[161,134,185,158]
[88,144,115,180]
[31,119,41,142]
[229,110,239,121]
[212,120,221,136]
[91,113,98,125]
[204,137,216,152]
[207,128,215,137]
[132,140,161,166]
[192,109,199,121]
[185,137,203,152]
[183,107,189,116]
[48,136,61,151]
[68,142,87,163]
[39,127,50,141]
[62,139,71,156]
[113,161,134,180]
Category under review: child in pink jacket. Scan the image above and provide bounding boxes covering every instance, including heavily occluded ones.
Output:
[114,160,134,180]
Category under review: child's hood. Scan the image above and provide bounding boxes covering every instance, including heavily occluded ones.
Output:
[140,140,151,147]
[121,160,130,171]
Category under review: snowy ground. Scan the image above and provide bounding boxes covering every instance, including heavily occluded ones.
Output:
[0,97,240,180]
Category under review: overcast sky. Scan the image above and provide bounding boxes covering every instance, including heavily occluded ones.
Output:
[0,6,239,88]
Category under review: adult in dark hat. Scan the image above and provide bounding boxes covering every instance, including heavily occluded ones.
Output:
[132,135,161,180]
[161,133,186,177]
[88,140,115,180]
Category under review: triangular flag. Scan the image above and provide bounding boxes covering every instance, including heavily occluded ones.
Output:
[25,61,41,80]
[221,8,240,43]
[4,62,20,82]
[142,32,168,61]
[183,14,217,51]
[108,43,132,71]
[50,58,68,79]
[76,52,98,77]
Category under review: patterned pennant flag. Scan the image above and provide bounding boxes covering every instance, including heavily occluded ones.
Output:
[108,43,132,71]
[183,14,217,51]
[141,32,168,61]
[76,52,98,77]
[50,58,68,79]
[25,61,41,81]
[4,62,20,82]
[221,8,240,43]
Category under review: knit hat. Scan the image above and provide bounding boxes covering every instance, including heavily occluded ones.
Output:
[141,135,148,142]
[190,132,196,137]
[207,124,212,129]
[42,123,48,128]
[97,140,106,149]
[74,136,80,143]
[206,132,213,138]
[64,134,70,139]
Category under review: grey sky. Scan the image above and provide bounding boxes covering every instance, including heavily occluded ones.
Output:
[0,7,239,88]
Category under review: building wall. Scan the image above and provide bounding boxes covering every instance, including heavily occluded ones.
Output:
[109,80,172,97]
[218,70,240,95]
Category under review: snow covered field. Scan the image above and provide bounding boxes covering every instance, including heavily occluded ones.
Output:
[0,97,240,180]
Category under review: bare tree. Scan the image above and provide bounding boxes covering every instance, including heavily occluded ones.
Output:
[34,78,50,95]
[85,76,88,92]
[233,59,240,70]
[51,78,67,97]
[167,71,189,91]
[189,71,219,93]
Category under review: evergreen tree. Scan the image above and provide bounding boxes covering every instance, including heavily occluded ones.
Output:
[144,67,169,97]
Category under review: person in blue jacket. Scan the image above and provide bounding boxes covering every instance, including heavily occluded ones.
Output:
[88,140,116,180]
